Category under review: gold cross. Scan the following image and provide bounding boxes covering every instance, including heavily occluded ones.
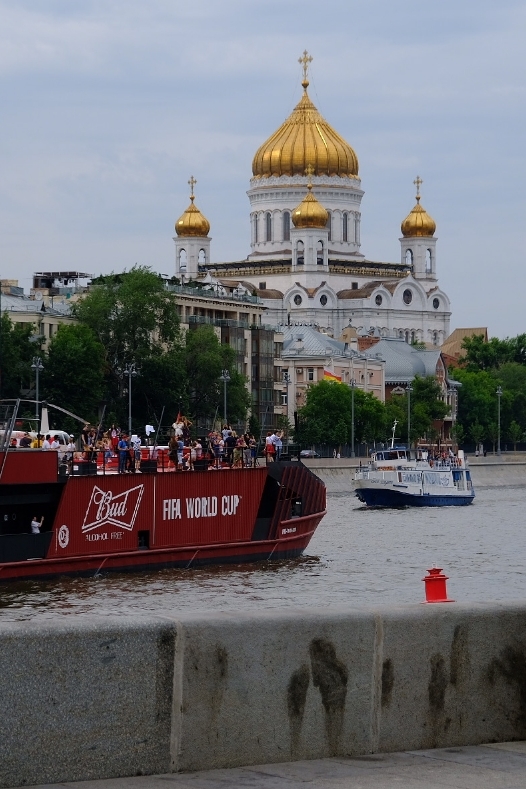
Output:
[414,175,423,199]
[298,50,313,87]
[188,175,197,199]
[305,163,315,187]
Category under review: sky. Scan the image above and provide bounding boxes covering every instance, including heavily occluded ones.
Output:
[0,0,525,337]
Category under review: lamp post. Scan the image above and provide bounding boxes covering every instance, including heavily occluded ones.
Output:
[219,370,230,425]
[123,362,138,435]
[448,386,456,450]
[406,382,413,453]
[496,385,503,456]
[282,371,291,443]
[31,356,44,427]
[350,378,356,458]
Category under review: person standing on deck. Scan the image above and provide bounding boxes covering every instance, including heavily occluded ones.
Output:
[118,434,129,473]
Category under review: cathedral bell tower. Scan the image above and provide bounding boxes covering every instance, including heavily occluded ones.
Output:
[290,167,329,273]
[400,176,437,280]
[174,176,211,278]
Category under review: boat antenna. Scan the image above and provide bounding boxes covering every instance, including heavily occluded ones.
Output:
[391,420,398,448]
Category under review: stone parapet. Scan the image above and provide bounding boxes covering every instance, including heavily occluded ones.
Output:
[1,602,526,786]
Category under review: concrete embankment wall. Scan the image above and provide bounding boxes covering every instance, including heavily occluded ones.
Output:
[302,457,526,492]
[2,602,526,786]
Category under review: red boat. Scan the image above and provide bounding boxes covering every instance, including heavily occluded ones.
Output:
[0,442,326,581]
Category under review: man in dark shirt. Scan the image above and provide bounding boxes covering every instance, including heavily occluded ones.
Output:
[224,432,236,467]
[19,433,32,448]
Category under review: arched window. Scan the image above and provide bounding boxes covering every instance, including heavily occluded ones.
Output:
[179,249,187,271]
[426,248,432,272]
[283,211,290,242]
[296,240,304,265]
[265,212,272,242]
[317,240,324,265]
[326,211,332,241]
[405,249,413,266]
[342,212,348,242]
[405,331,410,343]
[198,249,206,265]
[253,214,258,244]
[354,214,360,243]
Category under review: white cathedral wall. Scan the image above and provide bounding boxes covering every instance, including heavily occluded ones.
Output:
[247,175,364,258]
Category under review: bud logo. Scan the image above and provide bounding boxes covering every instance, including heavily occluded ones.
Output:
[82,484,144,533]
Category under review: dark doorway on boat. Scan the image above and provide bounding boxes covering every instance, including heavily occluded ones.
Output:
[138,530,150,549]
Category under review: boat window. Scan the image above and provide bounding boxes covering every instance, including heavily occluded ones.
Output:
[291,498,302,518]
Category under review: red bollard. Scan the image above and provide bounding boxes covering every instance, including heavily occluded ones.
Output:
[422,567,455,603]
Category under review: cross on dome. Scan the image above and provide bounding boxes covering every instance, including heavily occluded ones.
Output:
[188,175,197,200]
[413,175,423,202]
[305,163,315,188]
[298,50,313,89]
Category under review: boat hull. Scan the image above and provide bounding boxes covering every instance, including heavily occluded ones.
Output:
[0,457,326,581]
[355,487,474,507]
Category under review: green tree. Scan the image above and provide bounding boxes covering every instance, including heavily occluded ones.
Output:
[508,420,523,452]
[297,380,386,447]
[470,421,485,447]
[184,325,250,425]
[0,313,40,399]
[385,376,448,446]
[486,422,498,454]
[450,422,465,449]
[42,324,106,431]
[72,266,184,429]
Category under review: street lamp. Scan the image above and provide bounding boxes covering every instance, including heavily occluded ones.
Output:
[122,362,139,435]
[349,378,356,458]
[219,369,230,425]
[282,371,291,442]
[496,386,503,456]
[406,382,413,453]
[448,387,456,450]
[31,356,44,427]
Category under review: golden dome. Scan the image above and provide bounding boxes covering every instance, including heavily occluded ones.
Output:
[292,182,329,228]
[175,177,210,237]
[401,177,436,237]
[252,53,358,179]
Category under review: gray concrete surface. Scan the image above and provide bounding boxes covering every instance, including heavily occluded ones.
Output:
[13,742,526,788]
[3,603,526,786]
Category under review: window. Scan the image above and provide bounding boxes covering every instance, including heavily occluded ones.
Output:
[307,368,314,381]
[283,211,290,242]
[426,248,432,272]
[326,211,332,241]
[433,297,440,309]
[294,294,302,306]
[253,214,258,243]
[259,282,266,290]
[179,249,187,271]
[317,240,324,265]
[198,249,206,265]
[320,294,328,306]
[296,240,304,265]
[342,212,348,242]
[375,294,382,306]
[403,289,413,305]
[405,249,413,266]
[352,282,358,290]
[265,212,272,242]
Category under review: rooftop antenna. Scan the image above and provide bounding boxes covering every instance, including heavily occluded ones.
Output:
[390,419,398,448]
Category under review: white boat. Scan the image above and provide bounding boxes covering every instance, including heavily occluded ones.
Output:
[354,424,474,507]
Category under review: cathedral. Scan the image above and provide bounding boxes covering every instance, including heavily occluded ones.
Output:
[173,53,451,347]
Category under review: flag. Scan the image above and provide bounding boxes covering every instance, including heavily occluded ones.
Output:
[323,368,341,382]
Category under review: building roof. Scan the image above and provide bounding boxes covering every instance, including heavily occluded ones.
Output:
[371,338,442,383]
[0,292,72,317]
[441,327,488,359]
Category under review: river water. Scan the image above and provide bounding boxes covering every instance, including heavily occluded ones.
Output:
[0,485,524,622]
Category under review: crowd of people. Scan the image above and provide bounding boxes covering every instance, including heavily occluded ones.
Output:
[7,416,290,473]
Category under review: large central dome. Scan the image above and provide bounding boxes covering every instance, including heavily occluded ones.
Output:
[252,79,359,180]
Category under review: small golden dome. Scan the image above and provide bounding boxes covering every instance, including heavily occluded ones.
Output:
[401,178,436,237]
[292,183,329,229]
[252,53,358,179]
[175,177,210,237]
